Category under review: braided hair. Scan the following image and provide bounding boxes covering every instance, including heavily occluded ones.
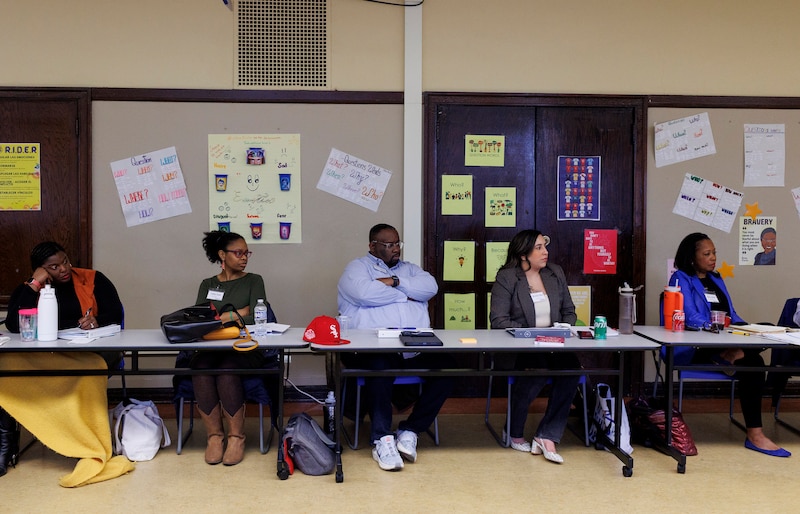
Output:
[30,241,66,270]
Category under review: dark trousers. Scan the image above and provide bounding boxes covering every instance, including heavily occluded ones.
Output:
[342,352,455,444]
[507,352,581,443]
[692,348,765,428]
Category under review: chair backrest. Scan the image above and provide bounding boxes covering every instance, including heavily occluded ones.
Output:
[777,298,800,328]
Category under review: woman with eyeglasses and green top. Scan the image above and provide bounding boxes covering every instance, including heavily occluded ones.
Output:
[186,230,277,466]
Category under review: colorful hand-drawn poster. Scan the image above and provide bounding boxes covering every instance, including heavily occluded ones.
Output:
[485,242,509,282]
[464,135,505,167]
[444,293,476,330]
[654,112,716,168]
[557,156,600,221]
[485,187,516,227]
[744,124,785,187]
[583,229,617,274]
[443,241,475,281]
[671,173,743,233]
[739,216,777,266]
[442,175,473,215]
[208,134,301,243]
[111,146,192,227]
[0,143,41,210]
[568,285,591,326]
[317,148,391,212]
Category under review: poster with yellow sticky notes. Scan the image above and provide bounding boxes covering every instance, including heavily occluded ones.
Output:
[485,187,516,227]
[485,242,509,282]
[443,241,475,281]
[568,285,591,326]
[465,135,505,167]
[444,293,475,330]
[442,175,473,215]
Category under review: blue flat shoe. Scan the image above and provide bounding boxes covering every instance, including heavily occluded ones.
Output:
[744,439,791,457]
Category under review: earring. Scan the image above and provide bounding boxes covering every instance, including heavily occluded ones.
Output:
[220,261,225,270]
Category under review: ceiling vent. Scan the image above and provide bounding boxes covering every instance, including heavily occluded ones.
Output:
[236,0,328,89]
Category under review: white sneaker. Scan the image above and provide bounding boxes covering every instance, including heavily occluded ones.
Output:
[396,429,418,463]
[372,435,404,471]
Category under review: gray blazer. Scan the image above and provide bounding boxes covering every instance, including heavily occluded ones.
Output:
[490,263,576,328]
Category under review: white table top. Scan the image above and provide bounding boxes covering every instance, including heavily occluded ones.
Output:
[634,325,781,348]
[0,327,309,352]
[310,328,660,353]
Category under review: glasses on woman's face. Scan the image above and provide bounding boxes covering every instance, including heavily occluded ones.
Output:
[224,249,253,259]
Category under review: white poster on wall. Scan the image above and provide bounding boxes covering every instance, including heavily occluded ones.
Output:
[316,148,392,212]
[744,124,785,187]
[110,146,192,227]
[672,173,743,233]
[654,112,716,168]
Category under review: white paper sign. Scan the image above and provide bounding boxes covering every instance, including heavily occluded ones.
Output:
[110,146,192,227]
[672,173,743,233]
[744,124,785,187]
[654,112,716,168]
[316,148,392,212]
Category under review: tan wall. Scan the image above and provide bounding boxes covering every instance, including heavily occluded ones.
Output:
[3,1,800,96]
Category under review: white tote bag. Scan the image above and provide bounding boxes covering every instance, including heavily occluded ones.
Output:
[588,383,633,454]
[111,398,171,461]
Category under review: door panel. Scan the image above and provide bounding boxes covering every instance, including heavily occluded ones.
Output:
[0,91,90,307]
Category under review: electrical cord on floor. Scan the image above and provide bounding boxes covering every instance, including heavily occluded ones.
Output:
[284,377,324,404]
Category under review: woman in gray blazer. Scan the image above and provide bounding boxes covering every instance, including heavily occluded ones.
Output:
[490,229,580,464]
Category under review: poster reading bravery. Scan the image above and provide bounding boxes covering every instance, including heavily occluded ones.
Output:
[558,156,600,221]
[208,134,302,244]
[110,146,192,227]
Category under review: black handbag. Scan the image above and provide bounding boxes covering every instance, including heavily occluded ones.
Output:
[160,304,240,344]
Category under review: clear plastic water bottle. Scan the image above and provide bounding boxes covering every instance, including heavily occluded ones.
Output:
[37,284,59,341]
[322,391,336,437]
[254,299,268,338]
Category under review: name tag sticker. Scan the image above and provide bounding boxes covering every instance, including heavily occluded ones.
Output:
[207,289,224,301]
[531,292,547,303]
[704,291,719,303]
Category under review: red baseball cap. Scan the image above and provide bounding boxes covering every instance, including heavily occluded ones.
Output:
[303,315,350,345]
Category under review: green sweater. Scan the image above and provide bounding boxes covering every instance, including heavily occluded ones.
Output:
[195,273,267,325]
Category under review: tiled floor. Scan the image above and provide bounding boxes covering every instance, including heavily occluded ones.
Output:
[5,398,800,513]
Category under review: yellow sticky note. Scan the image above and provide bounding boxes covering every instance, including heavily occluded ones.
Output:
[460,337,477,343]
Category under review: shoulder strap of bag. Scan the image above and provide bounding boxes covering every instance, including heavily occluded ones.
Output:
[299,412,335,449]
[217,304,258,352]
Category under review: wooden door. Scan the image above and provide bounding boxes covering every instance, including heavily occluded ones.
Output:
[0,90,90,308]
[424,94,646,392]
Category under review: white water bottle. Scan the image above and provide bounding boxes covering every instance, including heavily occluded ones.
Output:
[323,391,336,437]
[254,299,268,338]
[37,284,59,341]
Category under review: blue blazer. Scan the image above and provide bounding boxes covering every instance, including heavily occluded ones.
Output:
[668,269,745,330]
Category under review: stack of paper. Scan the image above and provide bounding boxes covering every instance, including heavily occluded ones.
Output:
[733,324,787,334]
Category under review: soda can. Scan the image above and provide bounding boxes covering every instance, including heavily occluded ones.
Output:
[672,310,685,332]
[593,316,607,340]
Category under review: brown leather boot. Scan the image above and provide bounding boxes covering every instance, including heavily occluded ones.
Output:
[199,404,224,465]
[222,405,246,466]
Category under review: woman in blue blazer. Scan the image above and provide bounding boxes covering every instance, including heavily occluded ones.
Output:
[669,232,789,457]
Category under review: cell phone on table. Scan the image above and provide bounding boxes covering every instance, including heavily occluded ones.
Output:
[577,330,594,339]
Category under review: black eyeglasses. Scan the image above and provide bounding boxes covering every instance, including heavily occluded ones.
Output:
[224,249,253,258]
[372,241,404,249]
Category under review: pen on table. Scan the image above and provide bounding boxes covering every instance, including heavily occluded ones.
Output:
[728,330,750,336]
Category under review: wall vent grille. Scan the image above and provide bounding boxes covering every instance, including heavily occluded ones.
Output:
[236,0,327,89]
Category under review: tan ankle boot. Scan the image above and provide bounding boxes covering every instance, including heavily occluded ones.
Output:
[199,404,224,465]
[223,405,246,466]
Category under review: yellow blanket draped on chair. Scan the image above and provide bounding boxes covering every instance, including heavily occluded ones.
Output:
[0,352,135,487]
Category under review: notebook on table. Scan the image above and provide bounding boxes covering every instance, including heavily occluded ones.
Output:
[399,331,444,346]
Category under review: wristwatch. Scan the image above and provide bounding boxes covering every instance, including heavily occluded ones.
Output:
[391,275,399,287]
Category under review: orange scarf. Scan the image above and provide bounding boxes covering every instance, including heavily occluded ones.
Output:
[71,267,98,317]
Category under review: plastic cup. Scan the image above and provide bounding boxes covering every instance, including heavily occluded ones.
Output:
[710,310,726,332]
[279,173,291,191]
[215,174,228,191]
[279,222,291,240]
[250,222,263,240]
[336,315,350,337]
[19,308,38,341]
